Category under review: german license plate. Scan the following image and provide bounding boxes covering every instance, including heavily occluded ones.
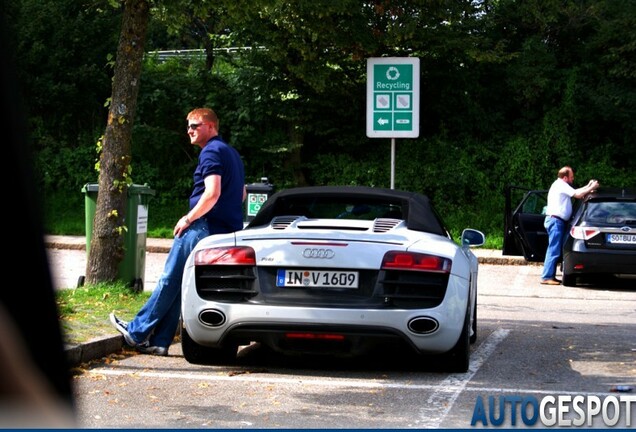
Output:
[276,269,359,288]
[607,233,636,244]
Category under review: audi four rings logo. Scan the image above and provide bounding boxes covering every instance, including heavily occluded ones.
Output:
[303,248,335,259]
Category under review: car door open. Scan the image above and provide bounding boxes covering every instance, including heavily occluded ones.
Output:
[503,185,548,262]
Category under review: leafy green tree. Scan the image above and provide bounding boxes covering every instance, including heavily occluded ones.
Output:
[13,0,636,253]
[10,0,120,186]
[213,0,492,186]
[484,0,636,186]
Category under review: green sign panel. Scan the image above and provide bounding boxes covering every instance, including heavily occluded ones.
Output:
[247,193,268,216]
[366,57,420,138]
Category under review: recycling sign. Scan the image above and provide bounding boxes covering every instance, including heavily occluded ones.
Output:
[366,57,420,138]
[247,193,268,217]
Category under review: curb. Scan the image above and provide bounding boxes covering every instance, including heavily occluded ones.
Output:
[478,256,541,266]
[44,235,533,265]
[66,335,124,366]
[45,236,172,254]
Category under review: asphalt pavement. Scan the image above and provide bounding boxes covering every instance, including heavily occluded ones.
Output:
[44,235,532,365]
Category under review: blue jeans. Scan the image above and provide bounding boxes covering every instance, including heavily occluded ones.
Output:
[541,216,565,280]
[127,218,209,348]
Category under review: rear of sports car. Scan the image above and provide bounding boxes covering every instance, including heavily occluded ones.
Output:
[181,216,476,371]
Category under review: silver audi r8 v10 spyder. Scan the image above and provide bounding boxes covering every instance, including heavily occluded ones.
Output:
[181,186,485,372]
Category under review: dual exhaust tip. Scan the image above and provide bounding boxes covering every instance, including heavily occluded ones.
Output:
[199,309,226,327]
[407,316,439,334]
[199,308,439,335]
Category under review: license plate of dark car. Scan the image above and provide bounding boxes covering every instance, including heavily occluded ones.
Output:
[276,269,359,288]
[607,233,636,244]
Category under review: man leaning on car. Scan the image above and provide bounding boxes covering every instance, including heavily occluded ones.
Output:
[541,166,599,285]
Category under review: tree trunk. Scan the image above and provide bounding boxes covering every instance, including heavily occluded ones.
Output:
[85,0,150,285]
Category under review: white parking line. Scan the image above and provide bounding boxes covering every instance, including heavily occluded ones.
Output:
[89,351,623,397]
[414,327,510,427]
[89,329,509,395]
[89,326,626,426]
[88,367,463,389]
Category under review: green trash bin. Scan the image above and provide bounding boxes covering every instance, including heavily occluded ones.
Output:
[81,183,155,292]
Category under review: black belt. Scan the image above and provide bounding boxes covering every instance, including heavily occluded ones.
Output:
[550,215,565,222]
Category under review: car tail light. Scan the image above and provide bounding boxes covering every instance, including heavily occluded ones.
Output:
[194,246,256,265]
[381,251,452,273]
[569,226,601,240]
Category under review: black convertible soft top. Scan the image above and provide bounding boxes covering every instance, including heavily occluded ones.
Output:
[246,185,450,237]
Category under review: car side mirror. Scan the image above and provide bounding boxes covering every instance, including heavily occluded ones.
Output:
[461,229,486,247]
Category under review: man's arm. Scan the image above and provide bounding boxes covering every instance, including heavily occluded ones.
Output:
[572,179,599,199]
[174,175,221,237]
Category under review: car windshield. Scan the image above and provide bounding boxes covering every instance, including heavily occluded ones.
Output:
[583,201,636,225]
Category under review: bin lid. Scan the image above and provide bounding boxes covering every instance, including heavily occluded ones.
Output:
[81,183,155,196]
[81,183,99,193]
[128,184,156,196]
[246,180,274,193]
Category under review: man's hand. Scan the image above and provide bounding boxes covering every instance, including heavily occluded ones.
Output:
[589,179,599,192]
[174,215,191,237]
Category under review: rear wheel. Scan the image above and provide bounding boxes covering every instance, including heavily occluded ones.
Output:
[181,326,237,365]
[470,295,477,344]
[562,272,576,287]
[562,257,576,287]
[442,306,471,373]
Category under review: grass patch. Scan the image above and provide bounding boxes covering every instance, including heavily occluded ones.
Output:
[42,191,85,235]
[56,282,150,345]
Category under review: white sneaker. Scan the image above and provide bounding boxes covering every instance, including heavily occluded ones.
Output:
[109,312,137,347]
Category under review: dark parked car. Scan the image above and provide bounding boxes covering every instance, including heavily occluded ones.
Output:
[504,186,636,287]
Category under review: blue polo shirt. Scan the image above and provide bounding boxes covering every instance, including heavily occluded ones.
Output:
[189,135,245,234]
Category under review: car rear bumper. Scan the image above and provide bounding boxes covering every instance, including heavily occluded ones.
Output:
[182,279,470,356]
[563,246,636,276]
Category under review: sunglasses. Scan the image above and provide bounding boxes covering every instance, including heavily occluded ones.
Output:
[187,123,203,131]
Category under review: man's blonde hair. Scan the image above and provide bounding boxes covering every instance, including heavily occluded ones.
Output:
[187,108,218,127]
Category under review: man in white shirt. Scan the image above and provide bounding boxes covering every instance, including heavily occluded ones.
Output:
[541,166,599,285]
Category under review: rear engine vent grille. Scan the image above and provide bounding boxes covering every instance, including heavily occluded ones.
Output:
[373,218,401,233]
[379,270,449,308]
[272,216,304,230]
[195,265,257,301]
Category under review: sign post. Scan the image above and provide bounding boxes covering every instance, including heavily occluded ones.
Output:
[366,57,420,188]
